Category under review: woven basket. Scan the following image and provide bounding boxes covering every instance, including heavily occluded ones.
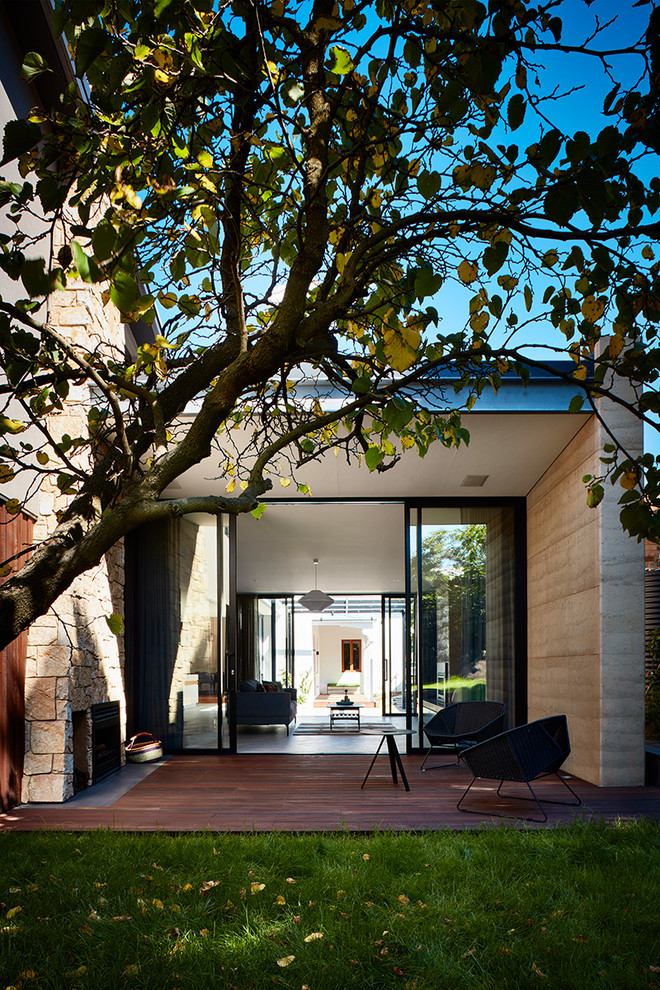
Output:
[125,732,163,763]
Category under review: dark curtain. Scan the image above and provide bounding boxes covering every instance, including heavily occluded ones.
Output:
[125,518,182,748]
[236,595,258,684]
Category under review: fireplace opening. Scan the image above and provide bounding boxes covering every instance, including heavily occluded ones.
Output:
[91,701,121,784]
[72,709,90,793]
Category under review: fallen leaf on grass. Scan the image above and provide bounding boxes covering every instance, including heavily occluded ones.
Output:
[250,883,265,894]
[276,956,295,967]
[304,932,323,942]
[532,962,548,978]
[650,965,660,973]
[124,964,140,976]
[397,895,410,906]
[285,877,296,884]
[199,881,220,894]
[5,907,21,920]
[363,854,371,860]
[275,895,286,906]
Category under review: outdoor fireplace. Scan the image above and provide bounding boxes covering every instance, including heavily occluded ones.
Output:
[91,701,121,784]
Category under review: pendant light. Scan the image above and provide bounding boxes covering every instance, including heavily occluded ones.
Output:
[298,558,334,611]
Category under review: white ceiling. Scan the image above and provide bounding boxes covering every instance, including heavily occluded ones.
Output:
[237,501,405,594]
[165,410,590,594]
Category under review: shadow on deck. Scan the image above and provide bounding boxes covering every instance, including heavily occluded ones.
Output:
[1,754,658,832]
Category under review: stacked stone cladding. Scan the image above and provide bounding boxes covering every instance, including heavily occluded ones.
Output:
[22,273,127,803]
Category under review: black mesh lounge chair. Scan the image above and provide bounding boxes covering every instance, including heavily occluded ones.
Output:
[420,701,506,771]
[456,714,582,822]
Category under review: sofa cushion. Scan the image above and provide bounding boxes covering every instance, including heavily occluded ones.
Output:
[262,680,279,693]
[239,678,264,692]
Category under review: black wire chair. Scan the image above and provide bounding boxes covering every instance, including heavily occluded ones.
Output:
[420,701,506,771]
[456,714,582,822]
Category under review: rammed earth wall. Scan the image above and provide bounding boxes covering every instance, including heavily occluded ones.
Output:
[527,404,645,787]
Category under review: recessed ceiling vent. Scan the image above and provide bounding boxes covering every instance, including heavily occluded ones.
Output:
[461,474,489,487]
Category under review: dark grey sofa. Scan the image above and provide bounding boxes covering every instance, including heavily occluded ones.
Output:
[234,680,298,734]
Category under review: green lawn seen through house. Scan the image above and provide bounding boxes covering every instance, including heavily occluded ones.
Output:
[1,822,659,990]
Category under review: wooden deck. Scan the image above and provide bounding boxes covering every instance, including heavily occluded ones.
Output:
[1,755,659,832]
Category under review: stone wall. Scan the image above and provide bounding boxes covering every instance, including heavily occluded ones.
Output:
[22,275,127,803]
[527,408,645,787]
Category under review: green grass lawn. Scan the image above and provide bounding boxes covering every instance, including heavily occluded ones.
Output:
[1,821,659,989]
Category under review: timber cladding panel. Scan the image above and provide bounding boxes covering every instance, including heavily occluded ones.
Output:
[0,503,33,810]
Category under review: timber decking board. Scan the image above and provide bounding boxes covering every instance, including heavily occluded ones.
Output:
[1,755,659,832]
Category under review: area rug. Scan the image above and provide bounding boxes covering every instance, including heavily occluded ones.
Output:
[294,722,397,735]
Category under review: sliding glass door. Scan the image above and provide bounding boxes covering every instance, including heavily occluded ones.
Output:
[407,503,523,748]
[381,596,406,716]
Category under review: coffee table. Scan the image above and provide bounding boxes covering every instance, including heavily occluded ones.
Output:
[360,727,414,791]
[327,703,363,731]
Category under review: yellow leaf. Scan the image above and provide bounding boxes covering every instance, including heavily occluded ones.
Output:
[152,899,164,910]
[279,478,291,488]
[6,906,22,919]
[123,964,140,976]
[573,365,587,381]
[304,932,324,942]
[250,882,265,894]
[397,895,410,905]
[0,416,25,435]
[276,895,286,905]
[153,48,174,70]
[620,471,637,490]
[336,251,352,275]
[363,854,371,860]
[383,328,417,372]
[154,68,175,85]
[581,295,605,323]
[277,956,295,967]
[182,884,193,892]
[458,260,478,284]
[608,333,624,358]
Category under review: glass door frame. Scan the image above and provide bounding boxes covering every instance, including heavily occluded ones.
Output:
[404,498,527,752]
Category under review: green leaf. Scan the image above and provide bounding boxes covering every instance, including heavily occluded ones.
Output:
[105,613,124,636]
[586,484,604,508]
[75,27,108,76]
[155,0,175,15]
[544,182,580,225]
[2,119,42,164]
[251,503,267,520]
[109,270,140,314]
[72,241,101,283]
[413,266,442,299]
[507,94,525,131]
[92,221,118,262]
[328,46,354,76]
[21,51,51,83]
[417,170,442,200]
[365,445,384,470]
[568,394,584,413]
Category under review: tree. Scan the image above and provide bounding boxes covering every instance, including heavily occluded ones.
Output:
[0,0,659,650]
